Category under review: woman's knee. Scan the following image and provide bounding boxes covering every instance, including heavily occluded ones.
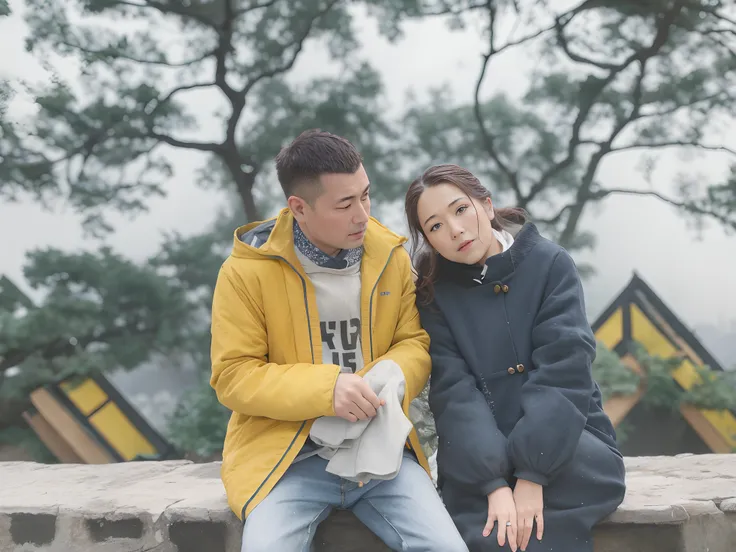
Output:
[543,430,626,514]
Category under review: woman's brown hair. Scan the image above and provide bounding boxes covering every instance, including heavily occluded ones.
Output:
[405,164,528,305]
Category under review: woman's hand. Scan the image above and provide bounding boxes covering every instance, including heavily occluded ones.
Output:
[513,479,544,551]
[484,486,518,551]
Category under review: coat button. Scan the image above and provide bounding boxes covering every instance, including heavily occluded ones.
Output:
[517,364,525,373]
[502,284,509,293]
[507,367,516,375]
[494,284,501,294]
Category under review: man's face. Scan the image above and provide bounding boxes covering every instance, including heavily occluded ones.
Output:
[290,164,371,256]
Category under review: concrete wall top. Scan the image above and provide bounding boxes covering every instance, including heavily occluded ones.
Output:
[1,453,735,552]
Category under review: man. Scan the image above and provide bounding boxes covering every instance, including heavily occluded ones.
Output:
[210,129,467,551]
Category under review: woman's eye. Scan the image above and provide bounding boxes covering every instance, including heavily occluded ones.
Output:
[457,205,468,215]
[430,223,441,232]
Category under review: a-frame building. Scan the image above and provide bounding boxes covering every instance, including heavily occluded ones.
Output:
[592,273,736,455]
[1,274,179,463]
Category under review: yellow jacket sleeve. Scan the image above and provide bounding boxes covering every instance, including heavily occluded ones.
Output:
[210,267,341,421]
[358,247,431,409]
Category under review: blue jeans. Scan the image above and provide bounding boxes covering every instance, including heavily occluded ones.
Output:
[241,451,468,552]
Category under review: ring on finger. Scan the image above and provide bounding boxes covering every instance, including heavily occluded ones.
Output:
[506,521,512,527]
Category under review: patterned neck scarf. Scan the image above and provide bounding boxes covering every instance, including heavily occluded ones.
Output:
[293,220,363,270]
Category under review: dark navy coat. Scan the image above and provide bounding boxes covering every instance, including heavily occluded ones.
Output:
[418,223,626,552]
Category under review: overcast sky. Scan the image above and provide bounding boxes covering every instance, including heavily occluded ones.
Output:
[2,0,735,341]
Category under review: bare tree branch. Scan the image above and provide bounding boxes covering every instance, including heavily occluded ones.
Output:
[473,0,522,201]
[527,0,687,211]
[415,1,487,17]
[553,15,622,70]
[557,53,651,245]
[148,81,217,117]
[538,0,736,240]
[149,132,221,153]
[704,32,736,59]
[494,23,556,54]
[592,187,736,230]
[233,0,279,16]
[113,0,217,28]
[58,40,213,67]
[703,27,736,36]
[535,201,575,225]
[240,0,342,98]
[415,0,555,52]
[636,92,732,119]
[144,82,221,156]
[607,141,736,156]
[217,0,343,189]
[216,0,239,104]
[710,10,736,28]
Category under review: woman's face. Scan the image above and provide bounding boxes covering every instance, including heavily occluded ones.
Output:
[416,182,496,265]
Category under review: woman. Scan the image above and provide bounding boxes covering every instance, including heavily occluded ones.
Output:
[404,164,626,552]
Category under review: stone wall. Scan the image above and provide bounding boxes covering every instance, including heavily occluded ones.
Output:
[1,453,735,552]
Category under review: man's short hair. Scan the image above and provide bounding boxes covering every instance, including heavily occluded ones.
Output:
[275,129,363,202]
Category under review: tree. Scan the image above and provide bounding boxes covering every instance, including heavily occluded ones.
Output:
[402,0,736,251]
[1,0,405,233]
[0,0,412,457]
[5,0,733,461]
[0,248,198,429]
[1,0,467,460]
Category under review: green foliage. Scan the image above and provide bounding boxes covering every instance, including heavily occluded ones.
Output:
[201,61,407,214]
[0,246,201,432]
[0,81,16,164]
[681,365,736,412]
[612,420,632,445]
[591,341,641,402]
[632,346,683,410]
[2,0,405,227]
[0,0,409,454]
[0,0,9,16]
[633,345,736,412]
[0,80,11,112]
[591,341,736,414]
[0,427,57,463]
[4,0,735,459]
[167,373,230,458]
[409,382,437,459]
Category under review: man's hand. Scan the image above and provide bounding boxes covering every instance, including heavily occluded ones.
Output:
[333,373,383,422]
[483,486,517,551]
[514,479,544,551]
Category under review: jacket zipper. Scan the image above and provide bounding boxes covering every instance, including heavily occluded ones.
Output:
[367,247,396,361]
[241,255,313,522]
[241,247,401,520]
[368,246,414,456]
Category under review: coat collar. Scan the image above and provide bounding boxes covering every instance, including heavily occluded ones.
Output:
[230,208,405,269]
[436,222,542,287]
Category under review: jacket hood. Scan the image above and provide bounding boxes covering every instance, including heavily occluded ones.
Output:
[230,208,407,265]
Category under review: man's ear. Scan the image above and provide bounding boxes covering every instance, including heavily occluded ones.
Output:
[288,195,309,221]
